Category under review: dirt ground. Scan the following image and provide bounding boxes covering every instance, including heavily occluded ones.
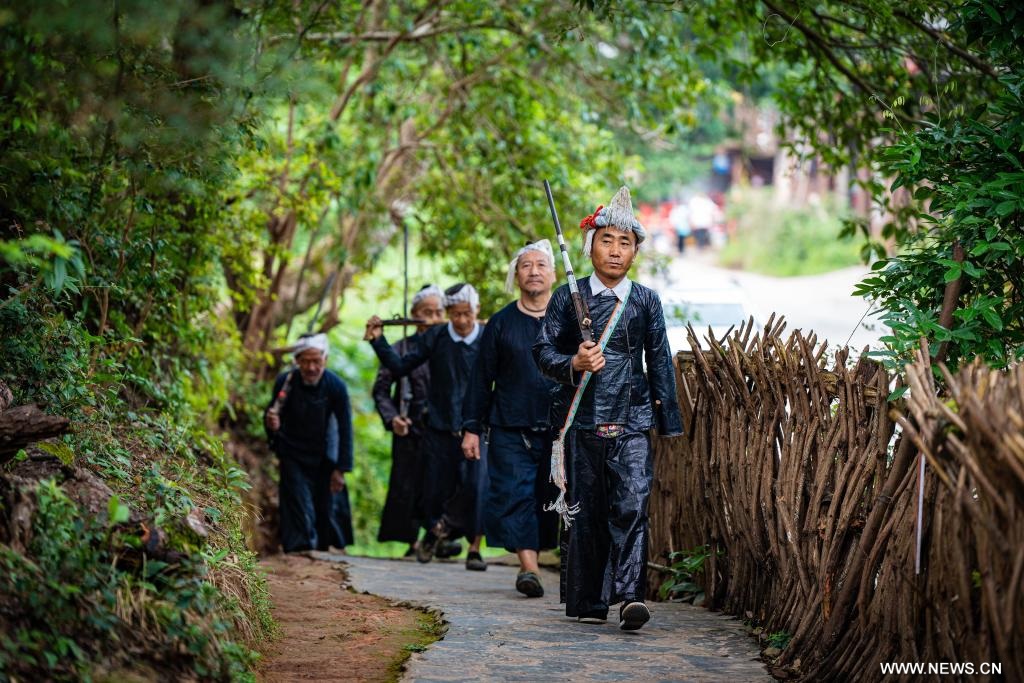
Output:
[257,554,440,683]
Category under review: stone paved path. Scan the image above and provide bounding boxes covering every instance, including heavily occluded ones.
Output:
[328,554,770,682]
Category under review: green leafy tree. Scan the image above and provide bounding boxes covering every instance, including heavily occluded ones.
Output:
[1,2,276,677]
[1,0,264,407]
[855,2,1024,369]
[226,0,709,366]
[583,0,1020,371]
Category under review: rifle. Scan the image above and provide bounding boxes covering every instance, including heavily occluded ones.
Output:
[379,313,425,418]
[398,374,413,421]
[381,316,425,327]
[397,215,413,422]
[543,179,594,344]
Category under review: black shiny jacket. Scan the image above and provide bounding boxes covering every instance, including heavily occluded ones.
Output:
[370,323,482,433]
[371,335,431,436]
[533,277,683,436]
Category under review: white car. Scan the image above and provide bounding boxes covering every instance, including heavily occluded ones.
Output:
[661,288,761,352]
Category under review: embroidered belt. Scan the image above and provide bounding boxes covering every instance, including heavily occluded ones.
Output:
[595,424,626,439]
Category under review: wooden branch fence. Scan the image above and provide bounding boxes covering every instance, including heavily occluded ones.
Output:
[648,317,1023,681]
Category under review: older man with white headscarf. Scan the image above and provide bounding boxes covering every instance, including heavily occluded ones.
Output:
[365,283,490,569]
[371,284,447,556]
[265,333,354,554]
[461,239,561,598]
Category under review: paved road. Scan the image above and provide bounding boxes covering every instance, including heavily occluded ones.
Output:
[325,554,770,683]
[655,253,884,352]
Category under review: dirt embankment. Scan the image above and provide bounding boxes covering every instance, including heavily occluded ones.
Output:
[257,555,441,682]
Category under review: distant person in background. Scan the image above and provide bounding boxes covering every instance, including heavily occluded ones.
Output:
[688,192,717,250]
[265,333,353,554]
[668,201,690,255]
[708,191,730,247]
[711,148,732,194]
[371,285,448,558]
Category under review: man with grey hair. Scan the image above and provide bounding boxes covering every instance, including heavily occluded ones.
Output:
[372,284,446,557]
[265,333,353,554]
[462,240,560,597]
[365,283,489,569]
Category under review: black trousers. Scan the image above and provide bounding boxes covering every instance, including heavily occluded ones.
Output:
[421,427,487,542]
[563,428,652,618]
[278,457,347,553]
[377,432,426,544]
[484,427,559,553]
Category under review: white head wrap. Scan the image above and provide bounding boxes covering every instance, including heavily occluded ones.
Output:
[582,186,647,256]
[443,282,480,310]
[411,284,443,311]
[293,332,329,358]
[504,239,555,293]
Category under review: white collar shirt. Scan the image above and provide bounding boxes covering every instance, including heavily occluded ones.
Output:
[588,273,632,302]
[447,321,481,345]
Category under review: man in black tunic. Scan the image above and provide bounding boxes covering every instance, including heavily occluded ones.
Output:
[364,283,489,570]
[534,186,683,630]
[265,333,353,554]
[372,285,446,556]
[462,239,560,598]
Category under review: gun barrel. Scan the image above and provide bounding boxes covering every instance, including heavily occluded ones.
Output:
[542,179,594,344]
[544,180,577,280]
[380,317,426,326]
[543,180,563,237]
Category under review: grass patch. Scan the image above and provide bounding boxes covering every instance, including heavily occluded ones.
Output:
[387,610,446,682]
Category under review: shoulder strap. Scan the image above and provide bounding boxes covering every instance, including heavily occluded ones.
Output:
[546,280,633,527]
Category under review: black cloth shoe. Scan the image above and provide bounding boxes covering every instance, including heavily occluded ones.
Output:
[619,601,650,631]
[576,608,608,624]
[435,539,463,559]
[465,551,487,571]
[416,532,438,563]
[515,571,544,598]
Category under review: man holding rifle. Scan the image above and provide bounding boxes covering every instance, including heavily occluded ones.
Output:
[534,185,682,630]
[372,284,447,557]
[365,283,489,570]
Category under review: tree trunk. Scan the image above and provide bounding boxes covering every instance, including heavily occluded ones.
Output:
[0,405,71,461]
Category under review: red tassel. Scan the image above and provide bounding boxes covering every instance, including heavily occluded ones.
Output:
[579,205,603,232]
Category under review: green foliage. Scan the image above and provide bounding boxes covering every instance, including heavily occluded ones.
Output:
[632,147,720,203]
[0,3,275,676]
[719,188,860,276]
[0,395,274,678]
[1,0,258,413]
[766,630,792,650]
[853,1,1024,370]
[0,300,94,410]
[658,545,713,605]
[0,481,258,681]
[0,230,85,297]
[228,0,712,336]
[580,0,1022,373]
